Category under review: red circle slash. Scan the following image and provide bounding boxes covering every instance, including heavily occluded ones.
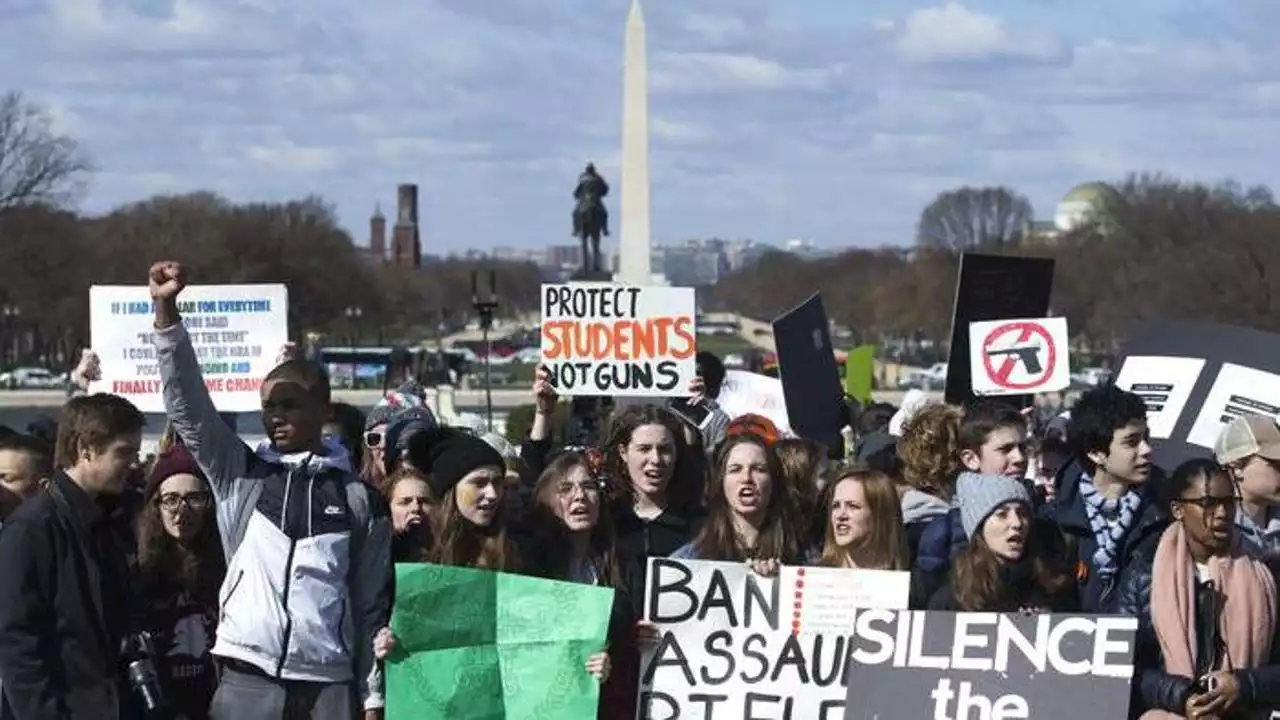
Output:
[980,321,1057,391]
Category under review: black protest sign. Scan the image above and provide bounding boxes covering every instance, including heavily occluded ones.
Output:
[772,294,844,456]
[844,610,1136,720]
[1112,319,1280,468]
[539,282,697,397]
[943,254,1055,407]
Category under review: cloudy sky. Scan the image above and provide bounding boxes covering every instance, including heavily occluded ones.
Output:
[4,0,1278,252]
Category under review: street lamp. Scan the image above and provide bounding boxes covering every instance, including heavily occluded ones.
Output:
[1,304,19,369]
[471,270,499,432]
[344,306,362,346]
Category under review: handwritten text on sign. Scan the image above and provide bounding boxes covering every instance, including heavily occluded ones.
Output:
[640,558,909,719]
[540,283,696,396]
[89,284,288,413]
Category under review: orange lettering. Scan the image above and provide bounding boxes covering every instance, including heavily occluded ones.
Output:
[541,321,571,360]
[671,316,696,359]
[651,317,674,356]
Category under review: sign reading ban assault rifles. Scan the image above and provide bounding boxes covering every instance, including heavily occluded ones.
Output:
[638,558,910,719]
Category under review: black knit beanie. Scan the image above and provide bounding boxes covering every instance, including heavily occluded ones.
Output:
[426,430,505,498]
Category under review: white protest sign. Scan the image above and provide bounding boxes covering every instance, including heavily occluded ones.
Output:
[716,370,791,433]
[540,283,695,397]
[968,317,1070,396]
[1186,362,1280,448]
[1112,355,1207,439]
[90,284,289,413]
[640,557,909,719]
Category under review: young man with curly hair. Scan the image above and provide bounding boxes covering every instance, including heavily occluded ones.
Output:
[1041,385,1168,613]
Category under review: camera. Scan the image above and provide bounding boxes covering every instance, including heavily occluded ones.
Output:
[121,631,169,716]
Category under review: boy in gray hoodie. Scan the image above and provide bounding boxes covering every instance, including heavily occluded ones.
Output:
[149,261,391,720]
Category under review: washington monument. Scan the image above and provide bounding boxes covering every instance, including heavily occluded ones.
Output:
[617,0,652,285]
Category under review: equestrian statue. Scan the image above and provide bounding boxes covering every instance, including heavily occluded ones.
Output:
[572,163,609,274]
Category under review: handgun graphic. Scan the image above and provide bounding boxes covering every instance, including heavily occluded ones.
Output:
[986,346,1043,374]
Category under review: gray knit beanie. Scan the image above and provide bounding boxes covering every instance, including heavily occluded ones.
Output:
[956,471,1032,539]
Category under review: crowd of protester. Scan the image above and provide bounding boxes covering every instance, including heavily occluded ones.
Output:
[1,261,1279,719]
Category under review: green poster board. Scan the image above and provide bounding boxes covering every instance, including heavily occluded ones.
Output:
[386,563,615,720]
[845,344,876,404]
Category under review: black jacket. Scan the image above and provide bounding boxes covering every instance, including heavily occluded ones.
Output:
[0,472,138,720]
[1118,535,1280,718]
[1041,459,1169,613]
[613,505,702,619]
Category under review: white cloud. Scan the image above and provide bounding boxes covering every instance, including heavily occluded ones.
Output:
[896,2,1066,64]
[0,0,1273,250]
[245,140,341,173]
[651,52,837,93]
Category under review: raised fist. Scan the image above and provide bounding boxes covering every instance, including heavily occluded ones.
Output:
[148,261,186,302]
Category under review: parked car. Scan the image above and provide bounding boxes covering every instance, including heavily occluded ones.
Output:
[0,367,67,390]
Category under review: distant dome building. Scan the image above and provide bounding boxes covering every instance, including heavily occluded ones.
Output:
[1024,181,1120,243]
[1054,182,1118,232]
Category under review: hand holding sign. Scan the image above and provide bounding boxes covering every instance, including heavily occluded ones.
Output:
[72,349,101,389]
[533,365,558,415]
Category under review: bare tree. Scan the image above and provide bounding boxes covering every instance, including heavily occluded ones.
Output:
[916,186,1033,251]
[0,91,91,209]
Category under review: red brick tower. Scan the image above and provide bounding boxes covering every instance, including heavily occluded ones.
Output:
[391,184,421,267]
[369,203,386,262]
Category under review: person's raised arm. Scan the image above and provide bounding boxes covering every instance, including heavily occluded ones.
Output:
[149,261,248,497]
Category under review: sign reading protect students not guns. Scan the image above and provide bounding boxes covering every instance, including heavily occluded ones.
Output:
[540,283,696,396]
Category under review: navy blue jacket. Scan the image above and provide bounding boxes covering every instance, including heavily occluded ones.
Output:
[1118,535,1280,717]
[1041,458,1169,613]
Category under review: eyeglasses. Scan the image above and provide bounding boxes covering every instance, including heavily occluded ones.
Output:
[556,481,601,497]
[157,491,212,512]
[1177,495,1238,511]
[365,431,382,449]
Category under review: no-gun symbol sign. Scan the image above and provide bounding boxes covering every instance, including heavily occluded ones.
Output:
[968,317,1070,396]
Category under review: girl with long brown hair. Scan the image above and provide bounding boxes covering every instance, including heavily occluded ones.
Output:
[416,431,518,570]
[528,451,628,716]
[603,404,706,615]
[134,445,226,719]
[929,472,1076,612]
[818,468,908,570]
[673,432,803,566]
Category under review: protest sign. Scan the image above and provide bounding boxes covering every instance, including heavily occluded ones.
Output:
[387,563,614,720]
[540,282,696,396]
[1111,319,1280,466]
[89,284,288,413]
[844,344,876,405]
[944,253,1054,408]
[845,610,1137,720]
[773,294,844,454]
[968,317,1070,397]
[639,557,909,719]
[717,370,791,433]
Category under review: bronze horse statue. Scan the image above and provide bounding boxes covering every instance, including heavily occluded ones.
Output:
[573,164,609,274]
